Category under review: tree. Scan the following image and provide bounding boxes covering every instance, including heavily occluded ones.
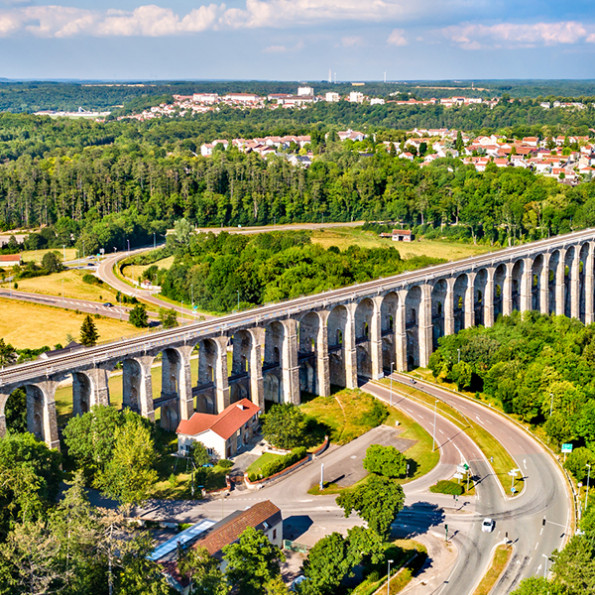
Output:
[0,433,62,537]
[4,388,26,433]
[0,338,16,367]
[363,444,407,478]
[179,546,229,595]
[512,577,556,595]
[63,405,123,479]
[455,130,464,152]
[222,527,285,595]
[191,441,210,467]
[41,250,63,273]
[336,475,405,539]
[564,447,595,483]
[80,314,99,346]
[95,417,158,509]
[129,304,149,328]
[299,532,349,595]
[261,404,308,449]
[159,307,178,329]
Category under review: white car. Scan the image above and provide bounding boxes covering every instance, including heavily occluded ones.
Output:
[482,517,495,533]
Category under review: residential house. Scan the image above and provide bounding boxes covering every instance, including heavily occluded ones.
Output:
[176,398,261,459]
[0,254,22,267]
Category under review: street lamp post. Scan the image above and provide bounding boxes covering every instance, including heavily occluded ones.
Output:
[126,239,130,253]
[432,400,438,451]
[387,559,394,595]
[549,392,554,417]
[62,244,66,261]
[586,463,591,511]
[542,553,548,579]
[390,361,394,408]
[457,348,461,363]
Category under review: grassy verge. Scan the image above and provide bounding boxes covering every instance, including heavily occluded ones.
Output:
[473,544,513,595]
[246,452,283,476]
[378,378,521,496]
[0,297,137,350]
[351,539,427,595]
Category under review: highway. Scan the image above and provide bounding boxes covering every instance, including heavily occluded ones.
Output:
[387,373,572,594]
[3,226,595,389]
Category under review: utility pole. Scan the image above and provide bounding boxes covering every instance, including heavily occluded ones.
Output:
[586,463,591,511]
[387,559,393,594]
[390,361,394,408]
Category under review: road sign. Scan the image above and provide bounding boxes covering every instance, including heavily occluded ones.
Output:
[453,473,464,480]
[562,443,573,454]
[456,465,467,474]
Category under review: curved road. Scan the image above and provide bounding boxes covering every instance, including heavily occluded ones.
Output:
[388,373,572,594]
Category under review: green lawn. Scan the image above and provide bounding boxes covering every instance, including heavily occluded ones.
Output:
[246,452,284,477]
[300,389,388,445]
[473,545,513,595]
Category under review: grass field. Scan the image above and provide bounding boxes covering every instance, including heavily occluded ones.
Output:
[380,378,521,495]
[12,269,119,302]
[21,248,78,264]
[300,389,388,445]
[311,228,493,262]
[122,255,175,283]
[0,297,138,349]
[246,452,283,476]
[473,545,512,595]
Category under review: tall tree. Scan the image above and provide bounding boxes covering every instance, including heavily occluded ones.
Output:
[222,527,285,595]
[362,444,407,478]
[129,304,149,328]
[80,314,99,347]
[179,546,229,595]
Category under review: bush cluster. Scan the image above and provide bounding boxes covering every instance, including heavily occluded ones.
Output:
[429,480,464,495]
[249,447,308,481]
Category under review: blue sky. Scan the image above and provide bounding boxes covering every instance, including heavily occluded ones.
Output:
[0,0,594,80]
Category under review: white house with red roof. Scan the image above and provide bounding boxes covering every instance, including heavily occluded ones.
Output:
[0,254,22,267]
[176,398,261,459]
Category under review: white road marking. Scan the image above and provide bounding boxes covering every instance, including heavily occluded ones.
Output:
[475,415,482,423]
[540,527,544,535]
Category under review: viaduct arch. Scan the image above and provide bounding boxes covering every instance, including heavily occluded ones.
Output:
[2,229,595,449]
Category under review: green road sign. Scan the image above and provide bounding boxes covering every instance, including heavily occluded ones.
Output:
[562,443,573,454]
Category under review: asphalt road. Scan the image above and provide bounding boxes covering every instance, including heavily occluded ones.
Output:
[0,288,145,320]
[389,373,572,594]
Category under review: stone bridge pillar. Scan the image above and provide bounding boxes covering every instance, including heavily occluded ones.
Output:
[344,303,358,388]
[464,272,476,328]
[555,248,567,316]
[502,262,514,316]
[586,243,595,325]
[483,267,495,328]
[248,328,265,411]
[280,319,300,405]
[0,391,8,438]
[85,365,111,407]
[520,257,533,313]
[26,380,60,450]
[395,290,408,371]
[419,284,433,368]
[316,310,331,397]
[571,248,581,319]
[161,345,195,430]
[211,338,230,413]
[131,356,155,422]
[540,253,551,315]
[444,278,455,336]
[370,297,384,380]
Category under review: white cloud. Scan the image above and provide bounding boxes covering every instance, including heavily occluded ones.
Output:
[387,28,407,46]
[263,44,287,53]
[443,21,595,49]
[0,0,483,37]
[341,35,363,48]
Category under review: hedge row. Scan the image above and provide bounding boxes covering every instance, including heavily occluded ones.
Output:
[429,480,464,495]
[249,447,308,481]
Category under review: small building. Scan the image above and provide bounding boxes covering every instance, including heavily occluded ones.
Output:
[155,501,283,593]
[176,398,261,459]
[380,229,414,242]
[0,254,22,267]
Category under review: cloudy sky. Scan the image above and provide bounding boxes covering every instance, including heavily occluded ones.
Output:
[0,0,594,80]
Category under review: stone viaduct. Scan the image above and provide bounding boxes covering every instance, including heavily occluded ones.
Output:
[2,228,595,450]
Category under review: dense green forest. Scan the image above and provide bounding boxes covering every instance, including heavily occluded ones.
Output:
[136,228,442,312]
[429,312,595,454]
[1,107,595,259]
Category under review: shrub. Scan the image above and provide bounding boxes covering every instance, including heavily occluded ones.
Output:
[429,480,464,495]
[218,459,234,469]
[358,399,388,428]
[82,273,103,286]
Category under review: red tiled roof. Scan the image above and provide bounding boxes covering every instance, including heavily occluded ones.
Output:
[177,398,260,440]
[0,254,21,262]
[194,500,281,557]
